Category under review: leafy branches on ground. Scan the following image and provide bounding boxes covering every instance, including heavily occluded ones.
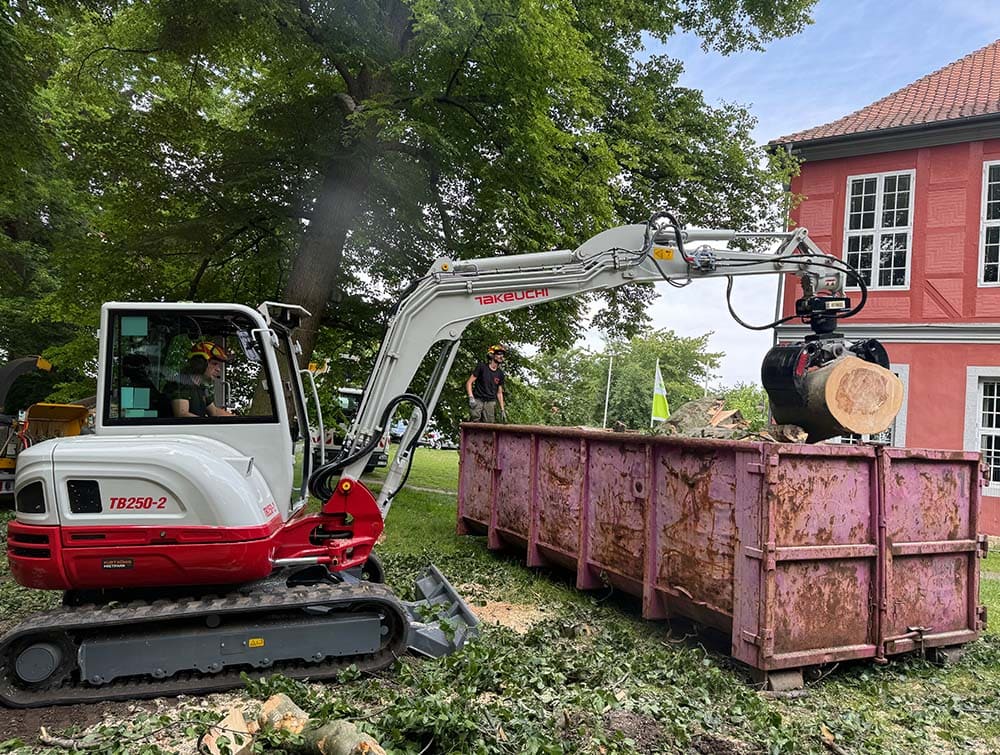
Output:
[721,382,768,431]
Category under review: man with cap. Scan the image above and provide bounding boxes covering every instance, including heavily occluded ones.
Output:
[168,341,234,418]
[465,345,507,422]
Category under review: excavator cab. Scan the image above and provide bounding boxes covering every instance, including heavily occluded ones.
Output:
[2,301,476,705]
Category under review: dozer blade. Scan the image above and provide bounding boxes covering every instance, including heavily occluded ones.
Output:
[402,564,480,657]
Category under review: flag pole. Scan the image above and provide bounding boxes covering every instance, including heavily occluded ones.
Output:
[602,354,613,429]
[651,358,658,428]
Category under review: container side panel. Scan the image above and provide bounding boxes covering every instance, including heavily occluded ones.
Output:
[771,452,874,546]
[887,554,969,636]
[587,440,647,584]
[773,559,874,655]
[536,436,584,558]
[655,445,739,615]
[731,447,766,667]
[764,448,878,665]
[884,458,973,543]
[459,429,495,527]
[882,450,980,647]
[495,434,533,539]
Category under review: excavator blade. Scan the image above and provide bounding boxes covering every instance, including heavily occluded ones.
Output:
[403,564,480,657]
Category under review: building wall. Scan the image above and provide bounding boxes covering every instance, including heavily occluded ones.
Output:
[784,141,1000,533]
[783,138,1000,322]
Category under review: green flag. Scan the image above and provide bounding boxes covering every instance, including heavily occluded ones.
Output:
[651,358,670,425]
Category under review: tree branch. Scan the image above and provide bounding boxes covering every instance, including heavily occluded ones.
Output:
[292,0,357,94]
[186,256,211,299]
[445,24,483,97]
[75,46,160,80]
[433,96,489,133]
[334,91,358,115]
[429,165,455,250]
[433,96,503,154]
[380,140,423,158]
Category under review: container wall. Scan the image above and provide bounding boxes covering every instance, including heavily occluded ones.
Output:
[879,448,986,654]
[457,423,985,677]
[734,445,881,671]
[645,442,755,632]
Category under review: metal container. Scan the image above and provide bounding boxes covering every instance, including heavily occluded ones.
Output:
[457,424,987,688]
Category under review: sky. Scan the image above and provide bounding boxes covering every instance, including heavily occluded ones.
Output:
[585,0,1000,387]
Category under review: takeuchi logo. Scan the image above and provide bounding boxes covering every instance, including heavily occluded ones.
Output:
[475,289,550,306]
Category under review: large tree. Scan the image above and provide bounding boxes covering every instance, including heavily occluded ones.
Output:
[32,1,811,359]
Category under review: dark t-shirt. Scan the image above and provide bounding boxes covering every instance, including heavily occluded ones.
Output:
[165,375,214,417]
[471,362,504,401]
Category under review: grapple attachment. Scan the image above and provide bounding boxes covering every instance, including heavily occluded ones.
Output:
[762,336,903,442]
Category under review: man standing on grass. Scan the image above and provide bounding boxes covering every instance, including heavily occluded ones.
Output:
[466,345,507,422]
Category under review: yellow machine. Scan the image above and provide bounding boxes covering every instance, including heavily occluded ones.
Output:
[0,356,89,500]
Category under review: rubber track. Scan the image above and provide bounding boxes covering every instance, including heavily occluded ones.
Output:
[0,581,408,708]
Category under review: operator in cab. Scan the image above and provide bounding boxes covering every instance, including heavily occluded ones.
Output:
[168,341,234,418]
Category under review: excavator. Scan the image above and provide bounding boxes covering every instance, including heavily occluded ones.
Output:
[0,212,896,707]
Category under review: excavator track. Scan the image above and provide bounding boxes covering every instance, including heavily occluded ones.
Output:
[0,581,408,708]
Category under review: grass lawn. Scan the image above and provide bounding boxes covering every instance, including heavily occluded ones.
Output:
[364,444,460,492]
[1,449,999,753]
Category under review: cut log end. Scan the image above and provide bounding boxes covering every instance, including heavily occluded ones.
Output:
[769,356,904,442]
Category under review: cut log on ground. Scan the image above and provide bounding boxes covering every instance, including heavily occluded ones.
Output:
[258,693,311,735]
[301,719,386,755]
[769,355,904,442]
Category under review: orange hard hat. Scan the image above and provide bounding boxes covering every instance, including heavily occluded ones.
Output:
[188,341,230,362]
[487,344,506,356]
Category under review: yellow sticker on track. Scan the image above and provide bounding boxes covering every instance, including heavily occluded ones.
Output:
[248,637,265,648]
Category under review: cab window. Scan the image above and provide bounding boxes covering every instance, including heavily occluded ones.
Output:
[104,310,277,424]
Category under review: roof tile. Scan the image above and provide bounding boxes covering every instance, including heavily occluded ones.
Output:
[774,39,1000,144]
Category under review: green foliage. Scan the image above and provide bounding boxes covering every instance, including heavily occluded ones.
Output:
[515,328,721,429]
[516,347,607,427]
[0,0,815,410]
[721,382,768,431]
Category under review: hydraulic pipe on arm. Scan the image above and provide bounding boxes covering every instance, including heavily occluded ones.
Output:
[310,214,888,515]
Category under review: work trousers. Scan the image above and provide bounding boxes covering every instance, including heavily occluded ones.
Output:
[469,398,497,422]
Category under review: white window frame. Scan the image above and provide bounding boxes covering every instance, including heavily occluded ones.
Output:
[842,169,915,291]
[831,364,908,446]
[964,366,1000,495]
[978,160,1000,287]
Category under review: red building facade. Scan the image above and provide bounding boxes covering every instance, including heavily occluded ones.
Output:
[773,41,1000,533]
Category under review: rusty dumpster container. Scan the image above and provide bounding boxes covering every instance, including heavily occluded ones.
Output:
[457,424,987,688]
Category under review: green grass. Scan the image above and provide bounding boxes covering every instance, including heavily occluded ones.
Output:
[3,460,1000,753]
[364,443,460,492]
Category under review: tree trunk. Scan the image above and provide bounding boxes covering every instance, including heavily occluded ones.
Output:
[282,151,374,363]
[769,356,904,443]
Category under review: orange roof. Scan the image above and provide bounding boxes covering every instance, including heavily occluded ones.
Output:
[774,39,1000,145]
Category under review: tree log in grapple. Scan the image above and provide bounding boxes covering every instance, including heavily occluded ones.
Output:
[763,343,904,443]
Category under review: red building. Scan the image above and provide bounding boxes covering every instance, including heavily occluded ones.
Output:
[772,40,1000,533]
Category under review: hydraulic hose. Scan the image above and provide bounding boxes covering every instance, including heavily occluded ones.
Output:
[308,393,428,501]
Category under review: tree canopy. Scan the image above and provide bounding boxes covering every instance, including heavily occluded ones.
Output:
[1,0,815,411]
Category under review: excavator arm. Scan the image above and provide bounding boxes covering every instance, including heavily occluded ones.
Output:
[311,213,881,514]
